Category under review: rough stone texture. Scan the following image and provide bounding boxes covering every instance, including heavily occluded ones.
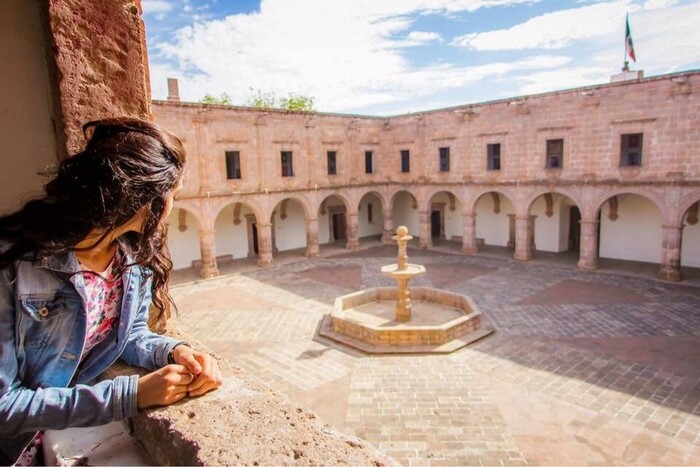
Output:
[47,0,151,156]
[103,328,397,466]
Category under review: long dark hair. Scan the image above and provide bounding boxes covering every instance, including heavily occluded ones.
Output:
[0,117,186,325]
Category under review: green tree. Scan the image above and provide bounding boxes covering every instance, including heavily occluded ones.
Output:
[246,89,277,109]
[279,93,315,112]
[199,92,234,105]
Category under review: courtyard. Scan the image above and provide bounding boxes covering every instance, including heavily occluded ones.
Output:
[170,245,700,466]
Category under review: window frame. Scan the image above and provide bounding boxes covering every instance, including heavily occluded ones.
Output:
[364,150,373,174]
[620,133,643,167]
[281,151,294,177]
[327,150,337,175]
[487,143,501,171]
[225,150,242,180]
[439,147,450,172]
[400,149,410,173]
[545,138,564,169]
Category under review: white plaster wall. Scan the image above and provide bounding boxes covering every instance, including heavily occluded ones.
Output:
[475,194,514,246]
[530,196,572,252]
[166,208,201,270]
[392,192,419,236]
[319,197,346,244]
[358,195,383,238]
[215,204,254,260]
[274,201,306,251]
[599,195,662,263]
[0,1,57,214]
[682,215,700,268]
[431,192,462,240]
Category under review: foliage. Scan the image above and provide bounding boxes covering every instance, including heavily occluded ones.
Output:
[200,89,316,112]
[199,92,234,105]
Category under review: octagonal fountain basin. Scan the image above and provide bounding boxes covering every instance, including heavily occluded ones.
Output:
[319,287,493,354]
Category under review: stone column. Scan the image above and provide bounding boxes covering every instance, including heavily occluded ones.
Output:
[346,212,360,250]
[256,222,274,267]
[198,229,219,278]
[418,210,432,248]
[305,217,320,257]
[577,219,599,271]
[381,209,394,244]
[657,225,683,281]
[513,215,533,261]
[462,213,478,254]
[507,214,516,248]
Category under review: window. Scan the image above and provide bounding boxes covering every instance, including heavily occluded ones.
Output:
[327,151,337,175]
[225,151,241,179]
[400,150,410,173]
[281,151,294,177]
[620,133,643,166]
[439,147,450,172]
[487,144,501,171]
[365,151,373,174]
[367,203,373,223]
[546,139,564,168]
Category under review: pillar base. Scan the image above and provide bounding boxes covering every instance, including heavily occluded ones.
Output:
[381,233,393,244]
[419,239,432,249]
[656,267,682,282]
[577,259,598,271]
[305,247,320,258]
[462,246,478,255]
[257,257,273,268]
[199,266,219,279]
[346,239,360,250]
[513,251,532,262]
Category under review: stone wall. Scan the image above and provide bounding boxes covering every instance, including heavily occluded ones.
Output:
[46,0,151,156]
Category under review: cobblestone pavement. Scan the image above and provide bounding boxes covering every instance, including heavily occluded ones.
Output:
[171,246,700,466]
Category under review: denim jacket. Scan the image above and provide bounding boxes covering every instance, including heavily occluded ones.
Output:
[0,247,184,464]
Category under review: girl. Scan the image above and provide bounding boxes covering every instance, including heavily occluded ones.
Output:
[0,117,222,464]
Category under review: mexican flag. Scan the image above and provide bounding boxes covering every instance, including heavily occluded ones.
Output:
[625,14,636,62]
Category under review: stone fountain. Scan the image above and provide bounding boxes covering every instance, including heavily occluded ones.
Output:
[319,226,493,354]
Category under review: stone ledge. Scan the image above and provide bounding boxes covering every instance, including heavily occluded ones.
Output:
[102,327,397,466]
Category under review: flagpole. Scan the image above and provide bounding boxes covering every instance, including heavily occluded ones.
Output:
[623,13,630,71]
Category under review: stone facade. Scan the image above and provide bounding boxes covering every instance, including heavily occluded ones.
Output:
[153,72,700,281]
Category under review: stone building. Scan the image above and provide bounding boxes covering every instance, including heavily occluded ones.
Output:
[155,72,700,282]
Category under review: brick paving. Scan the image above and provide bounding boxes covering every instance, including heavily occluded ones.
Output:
[170,246,700,466]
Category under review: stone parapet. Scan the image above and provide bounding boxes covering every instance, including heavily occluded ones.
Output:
[102,328,397,466]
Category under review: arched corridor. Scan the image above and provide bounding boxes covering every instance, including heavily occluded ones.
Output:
[271,198,308,255]
[358,192,384,244]
[166,207,202,270]
[473,192,515,250]
[215,202,260,262]
[428,191,462,246]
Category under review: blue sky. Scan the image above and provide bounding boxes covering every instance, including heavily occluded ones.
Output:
[143,0,700,115]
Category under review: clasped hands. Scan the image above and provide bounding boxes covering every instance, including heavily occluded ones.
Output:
[137,345,223,409]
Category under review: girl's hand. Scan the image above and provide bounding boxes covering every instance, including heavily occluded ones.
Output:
[137,364,193,409]
[172,345,223,397]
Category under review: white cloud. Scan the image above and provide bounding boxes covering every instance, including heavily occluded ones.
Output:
[406,31,443,43]
[452,0,637,50]
[142,0,174,15]
[147,0,699,114]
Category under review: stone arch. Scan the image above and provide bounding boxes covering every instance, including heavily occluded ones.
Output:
[172,201,205,228]
[524,187,584,218]
[357,189,387,212]
[427,190,463,243]
[526,192,582,257]
[680,195,700,269]
[472,190,517,250]
[470,188,517,215]
[592,188,664,219]
[270,197,308,254]
[596,192,663,266]
[269,193,313,222]
[211,198,264,228]
[357,191,385,242]
[390,190,420,238]
[318,193,351,245]
[214,201,262,262]
[166,206,202,270]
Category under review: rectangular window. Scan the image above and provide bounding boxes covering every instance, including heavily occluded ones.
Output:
[327,151,337,175]
[365,151,373,174]
[281,151,294,177]
[620,133,643,166]
[546,139,564,169]
[400,150,410,173]
[487,144,501,171]
[439,147,450,172]
[225,151,241,179]
[367,203,373,223]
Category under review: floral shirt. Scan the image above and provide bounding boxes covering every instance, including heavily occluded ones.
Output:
[75,253,124,359]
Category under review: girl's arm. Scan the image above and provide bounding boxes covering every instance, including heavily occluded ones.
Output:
[119,276,187,370]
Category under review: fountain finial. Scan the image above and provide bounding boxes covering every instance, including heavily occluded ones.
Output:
[393,225,412,271]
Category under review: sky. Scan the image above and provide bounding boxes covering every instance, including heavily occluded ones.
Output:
[143,0,700,115]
